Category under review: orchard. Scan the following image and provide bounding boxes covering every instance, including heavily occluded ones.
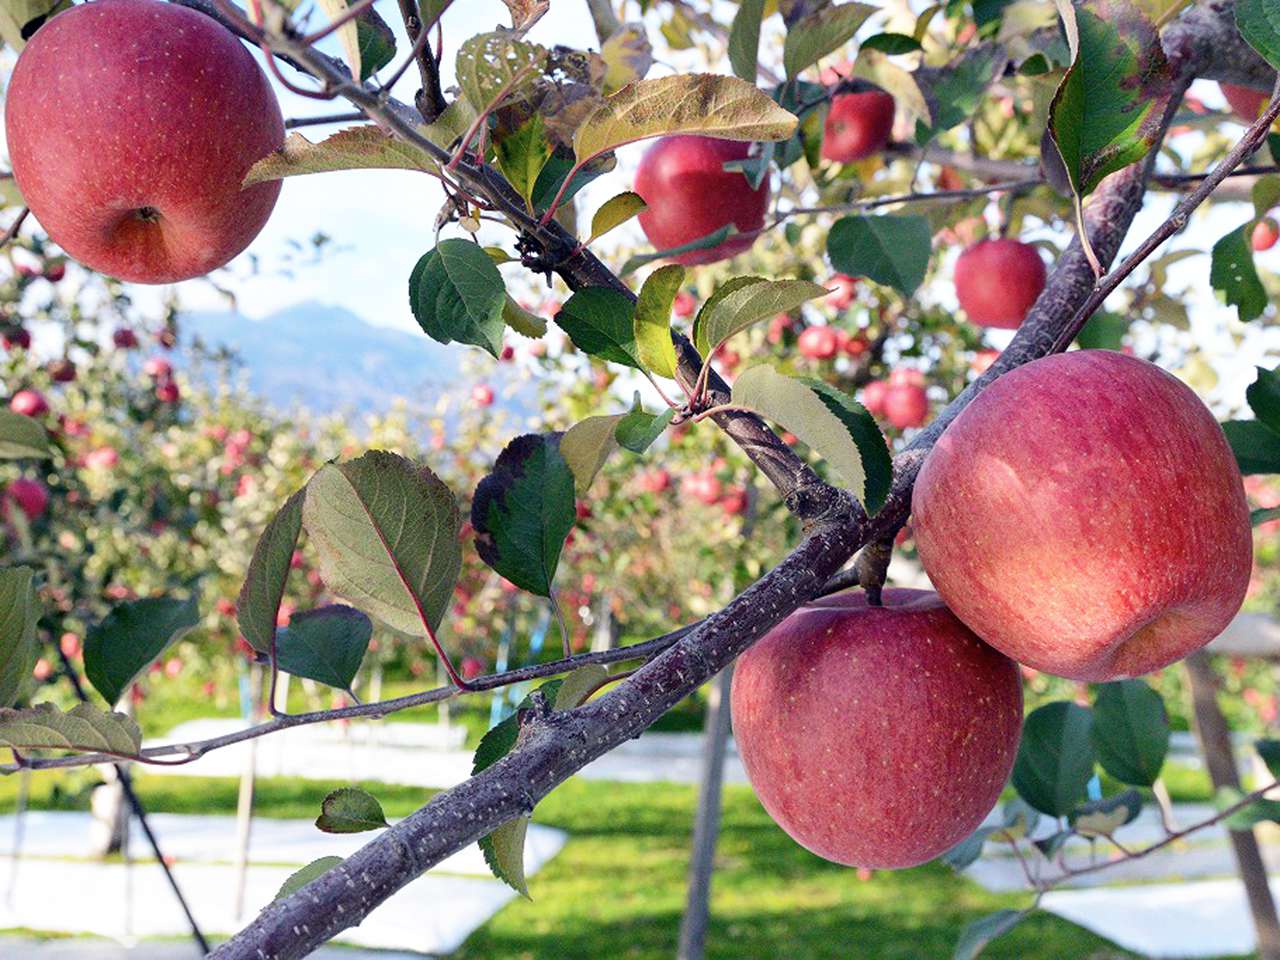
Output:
[0,0,1279,958]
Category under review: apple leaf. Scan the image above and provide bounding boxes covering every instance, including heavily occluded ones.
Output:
[730,365,891,512]
[1246,365,1280,433]
[621,225,736,276]
[953,909,1027,960]
[862,32,923,54]
[1224,419,1280,475]
[1011,701,1096,816]
[303,451,462,638]
[588,191,648,245]
[237,489,305,655]
[1257,739,1280,779]
[0,0,69,51]
[481,815,533,898]
[692,277,828,358]
[827,214,932,297]
[275,857,345,902]
[1045,0,1171,199]
[601,24,653,92]
[1253,175,1280,221]
[315,787,389,834]
[245,128,440,186]
[633,265,683,379]
[1254,506,1280,526]
[615,399,675,453]
[495,114,552,212]
[556,287,642,369]
[455,31,547,113]
[1075,311,1129,351]
[572,74,797,163]
[313,0,364,87]
[355,7,396,80]
[728,0,767,81]
[503,296,549,339]
[914,48,999,143]
[1210,224,1268,322]
[1069,788,1143,836]
[1091,680,1169,787]
[1237,0,1280,71]
[471,434,576,597]
[1219,786,1280,829]
[0,701,141,756]
[0,567,38,709]
[84,596,200,708]
[782,3,877,79]
[560,415,623,494]
[939,825,1001,872]
[409,239,507,357]
[0,410,50,460]
[276,605,373,693]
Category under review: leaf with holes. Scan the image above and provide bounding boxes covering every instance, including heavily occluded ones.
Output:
[692,277,827,358]
[1012,701,1096,816]
[495,114,552,211]
[560,415,623,494]
[1211,224,1267,322]
[237,489,304,655]
[731,365,891,512]
[783,3,877,79]
[633,264,683,378]
[84,596,200,707]
[471,434,576,597]
[1225,419,1280,475]
[1237,0,1280,71]
[0,701,141,755]
[409,239,507,357]
[315,787,389,834]
[275,856,344,902]
[555,287,641,368]
[589,191,648,245]
[304,451,461,638]
[728,0,766,81]
[455,31,547,113]
[1246,365,1280,433]
[0,567,38,709]
[277,605,373,693]
[0,410,49,460]
[828,214,932,297]
[1091,680,1169,786]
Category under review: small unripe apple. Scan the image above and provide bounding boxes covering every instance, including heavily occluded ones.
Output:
[843,332,870,357]
[155,381,180,404]
[731,588,1022,868]
[861,379,888,416]
[112,328,139,349]
[3,328,31,351]
[10,389,48,417]
[472,384,495,407]
[48,359,76,383]
[59,632,80,659]
[5,477,49,519]
[883,383,928,429]
[821,90,895,163]
[673,291,697,318]
[1254,217,1279,252]
[634,135,771,265]
[1220,82,1269,121]
[5,0,285,283]
[825,273,858,310]
[797,325,839,360]
[954,239,1046,329]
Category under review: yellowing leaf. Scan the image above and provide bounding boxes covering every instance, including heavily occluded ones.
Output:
[692,277,827,358]
[633,264,683,378]
[601,23,653,92]
[455,31,546,112]
[588,191,648,243]
[244,127,439,185]
[481,815,531,897]
[573,74,798,162]
[314,0,362,85]
[0,0,68,51]
[560,415,623,494]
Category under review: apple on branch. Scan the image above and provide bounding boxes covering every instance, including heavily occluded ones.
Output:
[954,238,1046,329]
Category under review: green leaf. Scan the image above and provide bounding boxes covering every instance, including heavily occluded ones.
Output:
[1246,366,1280,433]
[728,0,766,81]
[555,664,609,709]
[560,415,622,494]
[1257,739,1280,779]
[1210,224,1268,322]
[953,909,1027,960]
[615,401,675,453]
[275,856,344,902]
[303,451,462,638]
[731,365,892,512]
[1253,175,1280,221]
[1011,701,1096,816]
[1046,0,1171,198]
[556,287,642,368]
[355,7,396,80]
[782,3,877,79]
[455,31,546,112]
[1075,311,1129,351]
[1091,680,1169,787]
[1255,506,1280,526]
[633,265,683,378]
[503,296,549,339]
[409,239,507,357]
[495,114,552,211]
[471,434,576,597]
[0,410,50,459]
[276,605,373,692]
[915,48,1000,142]
[862,32,923,53]
[84,596,200,707]
[692,277,827,358]
[0,567,38,709]
[827,214,932,297]
[1069,789,1143,836]
[1237,0,1280,70]
[0,701,141,755]
[588,191,648,244]
[315,787,389,833]
[480,815,531,897]
[237,489,304,655]
[621,225,736,275]
[1225,419,1280,475]
[940,825,1000,871]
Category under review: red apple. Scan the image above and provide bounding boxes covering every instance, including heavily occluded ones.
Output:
[888,367,925,388]
[5,0,285,283]
[10,389,47,417]
[143,356,173,379]
[883,383,928,430]
[155,381,180,403]
[5,477,49,520]
[634,135,771,265]
[638,468,671,493]
[954,239,1046,329]
[499,343,516,362]
[1254,217,1279,252]
[720,485,748,516]
[825,273,859,310]
[112,328,139,349]
[472,384,495,407]
[861,379,889,416]
[3,328,31,351]
[43,260,66,282]
[797,325,839,360]
[461,656,485,681]
[48,359,76,383]
[85,446,119,469]
[1220,81,1269,121]
[821,90,895,163]
[673,290,697,318]
[912,350,1252,681]
[767,313,795,344]
[681,471,722,506]
[731,588,1022,868]
[844,332,870,357]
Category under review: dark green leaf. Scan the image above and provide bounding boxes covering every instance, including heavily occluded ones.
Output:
[1091,680,1169,787]
[315,787,389,833]
[0,567,38,709]
[828,214,932,296]
[355,8,396,80]
[1237,0,1280,70]
[556,287,642,368]
[277,605,372,692]
[940,825,999,871]
[531,149,609,213]
[409,239,506,357]
[953,909,1027,960]
[495,114,551,210]
[916,48,1001,143]
[1075,311,1129,351]
[1257,739,1280,779]
[728,0,766,81]
[0,410,50,460]
[84,596,200,707]
[275,856,344,901]
[782,3,876,79]
[862,31,923,53]
[1211,224,1268,321]
[1012,701,1096,816]
[1246,366,1280,433]
[1254,506,1280,526]
[1034,830,1073,858]
[237,489,304,654]
[1224,419,1280,475]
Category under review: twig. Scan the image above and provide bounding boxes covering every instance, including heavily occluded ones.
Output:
[285,111,367,128]
[0,208,28,248]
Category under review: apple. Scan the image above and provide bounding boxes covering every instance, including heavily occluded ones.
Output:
[888,367,925,388]
[673,290,697,318]
[3,328,31,351]
[43,260,66,282]
[499,343,515,362]
[884,382,928,430]
[5,477,49,520]
[143,356,173,379]
[461,656,485,681]
[48,359,76,383]
[638,468,671,493]
[844,332,870,358]
[954,239,1046,329]
[797,325,839,360]
[85,446,119,469]
[681,471,722,506]
[861,379,888,416]
[5,0,285,283]
[472,384,495,407]
[1254,217,1279,252]
[912,350,1252,681]
[10,389,48,417]
[731,588,1022,868]
[767,313,796,344]
[720,485,748,516]
[1220,81,1269,121]
[634,135,771,265]
[825,273,859,310]
[155,381,180,403]
[112,328,139,349]
[59,632,80,659]
[821,89,896,163]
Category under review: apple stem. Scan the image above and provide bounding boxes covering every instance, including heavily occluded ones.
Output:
[854,539,893,607]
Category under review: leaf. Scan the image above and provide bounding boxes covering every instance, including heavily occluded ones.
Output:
[621,225,736,275]
[275,857,344,901]
[315,787,389,833]
[731,365,892,512]
[601,24,653,92]
[782,3,877,79]
[953,909,1027,960]
[409,239,507,357]
[455,31,546,113]
[245,128,439,186]
[560,415,622,494]
[1246,366,1280,433]
[0,410,50,459]
[495,114,552,211]
[692,277,827,357]
[729,0,767,81]
[1034,829,1073,858]
[237,490,304,655]
[1091,680,1169,786]
[615,401,675,453]
[1075,311,1129,351]
[940,825,1000,871]
[480,815,531,897]
[862,32,923,53]
[84,596,200,707]
[1258,740,1280,779]
[589,191,648,244]
[0,701,141,756]
[313,0,363,86]
[556,664,609,708]
[1237,0,1280,71]
[1000,797,1042,840]
[1046,0,1172,198]
[304,451,462,638]
[634,265,683,378]
[1070,789,1142,836]
[555,287,642,368]
[471,434,576,597]
[355,7,396,81]
[0,567,38,709]
[852,51,931,127]
[915,48,1000,142]
[503,296,549,339]
[277,605,373,692]
[1253,175,1280,221]
[1225,419,1280,475]
[827,214,932,297]
[1211,225,1268,322]
[1255,506,1280,525]
[573,74,798,162]
[1011,701,1097,816]
[0,0,69,51]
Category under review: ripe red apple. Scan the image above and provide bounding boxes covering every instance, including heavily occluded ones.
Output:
[731,588,1022,868]
[912,350,1252,681]
[143,356,173,380]
[155,381,180,404]
[861,379,888,416]
[461,656,485,681]
[844,332,870,358]
[797,325,839,360]
[954,239,1046,329]
[673,291,697,318]
[1220,81,1269,121]
[112,328,139,349]
[3,328,31,351]
[883,383,928,430]
[821,90,895,163]
[720,485,748,516]
[5,0,285,283]
[1254,217,1279,252]
[825,273,859,310]
[43,260,66,282]
[472,384,495,407]
[499,343,515,362]
[10,389,48,417]
[48,359,76,383]
[634,135,770,265]
[5,477,49,520]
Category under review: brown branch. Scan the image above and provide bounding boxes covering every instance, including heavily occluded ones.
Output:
[393,0,447,121]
